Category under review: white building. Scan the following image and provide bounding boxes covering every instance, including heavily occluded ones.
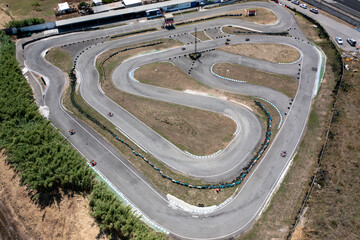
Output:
[93,0,102,6]
[123,0,142,8]
[58,2,70,12]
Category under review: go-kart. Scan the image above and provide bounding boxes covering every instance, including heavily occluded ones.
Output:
[280,151,287,158]
[90,160,97,166]
[69,129,76,135]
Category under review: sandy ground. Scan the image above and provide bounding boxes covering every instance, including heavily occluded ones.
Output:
[0,7,12,28]
[0,150,107,240]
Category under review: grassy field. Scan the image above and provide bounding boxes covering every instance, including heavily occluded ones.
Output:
[45,47,73,74]
[0,0,67,22]
[238,10,341,240]
[212,62,298,98]
[218,43,301,63]
[298,52,360,239]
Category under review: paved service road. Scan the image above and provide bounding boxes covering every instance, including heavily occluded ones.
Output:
[20,2,322,239]
[281,0,360,51]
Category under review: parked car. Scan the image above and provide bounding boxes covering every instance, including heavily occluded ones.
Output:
[300,4,307,9]
[347,38,357,47]
[292,0,300,5]
[310,8,319,14]
[336,37,343,45]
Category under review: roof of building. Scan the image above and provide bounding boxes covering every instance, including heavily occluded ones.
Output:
[58,2,70,11]
[123,0,142,6]
[56,0,197,27]
[92,2,125,13]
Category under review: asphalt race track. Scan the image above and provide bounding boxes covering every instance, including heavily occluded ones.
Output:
[20,2,322,239]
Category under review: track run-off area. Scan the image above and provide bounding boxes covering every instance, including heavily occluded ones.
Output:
[20,2,323,239]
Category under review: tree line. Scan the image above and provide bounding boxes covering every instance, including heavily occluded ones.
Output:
[0,31,164,239]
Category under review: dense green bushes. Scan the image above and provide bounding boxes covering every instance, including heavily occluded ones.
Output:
[90,183,165,239]
[0,31,163,239]
[5,18,45,29]
[0,31,93,195]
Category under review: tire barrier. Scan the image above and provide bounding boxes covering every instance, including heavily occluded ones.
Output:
[255,97,282,129]
[175,14,242,26]
[110,28,157,39]
[71,42,272,189]
[70,56,273,189]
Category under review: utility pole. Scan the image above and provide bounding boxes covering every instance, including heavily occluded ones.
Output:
[194,27,197,54]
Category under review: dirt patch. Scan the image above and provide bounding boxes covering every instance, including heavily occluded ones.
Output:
[190,30,211,41]
[213,62,298,98]
[292,207,308,240]
[227,8,278,25]
[0,150,106,240]
[0,6,12,28]
[218,43,301,63]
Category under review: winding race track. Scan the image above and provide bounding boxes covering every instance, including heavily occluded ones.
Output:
[20,2,321,239]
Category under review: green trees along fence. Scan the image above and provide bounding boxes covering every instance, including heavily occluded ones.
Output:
[0,31,163,239]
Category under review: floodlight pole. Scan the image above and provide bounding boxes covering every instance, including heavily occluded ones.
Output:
[194,27,197,54]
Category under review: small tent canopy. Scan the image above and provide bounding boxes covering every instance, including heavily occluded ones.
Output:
[58,2,70,12]
[93,0,102,6]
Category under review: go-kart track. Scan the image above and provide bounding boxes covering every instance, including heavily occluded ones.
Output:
[20,2,322,239]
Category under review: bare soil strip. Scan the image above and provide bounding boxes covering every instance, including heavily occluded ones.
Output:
[212,62,298,98]
[190,31,211,41]
[218,43,301,63]
[0,150,106,240]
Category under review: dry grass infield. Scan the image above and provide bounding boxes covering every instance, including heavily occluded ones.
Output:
[47,40,239,206]
[45,47,73,74]
[134,62,206,91]
[46,42,280,206]
[227,7,278,25]
[98,42,236,156]
[218,43,301,63]
[190,30,211,41]
[212,62,298,98]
